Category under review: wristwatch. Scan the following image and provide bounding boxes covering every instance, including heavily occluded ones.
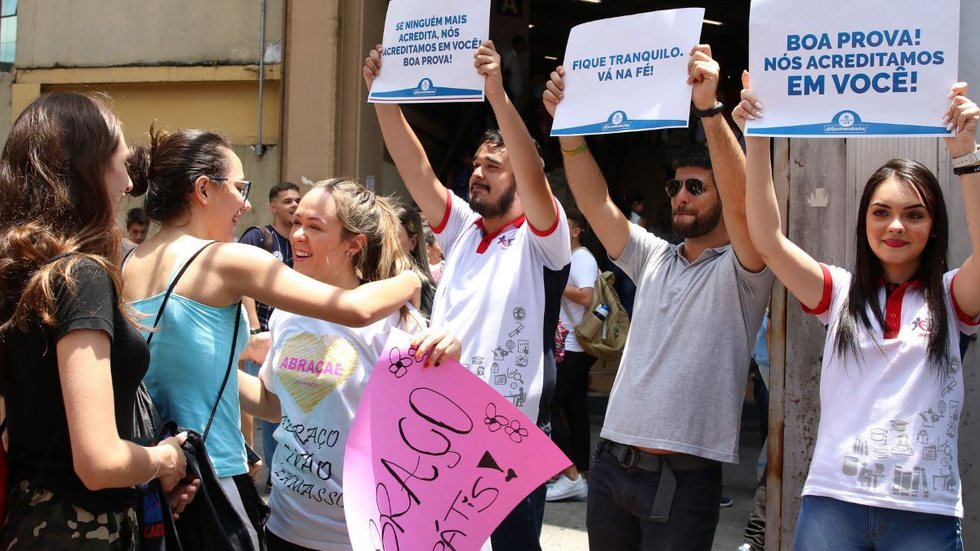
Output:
[693,101,725,118]
[249,328,263,335]
[951,146,980,169]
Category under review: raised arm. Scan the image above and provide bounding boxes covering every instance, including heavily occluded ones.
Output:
[363,45,447,225]
[543,67,631,258]
[476,41,558,231]
[222,244,420,327]
[944,84,980,317]
[734,74,824,308]
[689,45,765,272]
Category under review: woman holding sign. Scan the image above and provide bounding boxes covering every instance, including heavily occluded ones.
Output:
[737,78,980,549]
[238,178,460,551]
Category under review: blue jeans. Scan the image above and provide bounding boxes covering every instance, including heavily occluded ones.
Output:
[794,495,962,550]
[243,359,278,471]
[586,444,722,551]
[490,483,546,551]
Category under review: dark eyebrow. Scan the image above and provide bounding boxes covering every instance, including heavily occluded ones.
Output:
[870,201,927,211]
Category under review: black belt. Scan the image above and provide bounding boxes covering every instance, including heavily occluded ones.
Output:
[597,439,719,523]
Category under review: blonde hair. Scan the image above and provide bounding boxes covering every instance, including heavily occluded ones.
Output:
[313,178,414,282]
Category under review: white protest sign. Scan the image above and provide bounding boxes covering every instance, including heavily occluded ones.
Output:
[746,0,960,137]
[551,8,704,136]
[369,0,490,104]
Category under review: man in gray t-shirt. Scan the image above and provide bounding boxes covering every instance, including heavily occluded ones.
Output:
[544,45,773,550]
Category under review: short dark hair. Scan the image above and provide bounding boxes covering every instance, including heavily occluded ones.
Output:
[672,144,712,171]
[126,207,149,228]
[477,129,544,167]
[269,181,299,202]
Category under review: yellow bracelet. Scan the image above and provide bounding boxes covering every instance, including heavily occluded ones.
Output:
[561,142,588,157]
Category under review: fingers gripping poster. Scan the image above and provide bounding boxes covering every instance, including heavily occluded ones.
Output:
[345,330,571,551]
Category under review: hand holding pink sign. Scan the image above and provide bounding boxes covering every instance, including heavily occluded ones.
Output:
[344,329,571,551]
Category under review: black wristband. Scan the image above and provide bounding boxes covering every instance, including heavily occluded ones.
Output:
[249,328,263,335]
[693,101,724,118]
[953,164,980,176]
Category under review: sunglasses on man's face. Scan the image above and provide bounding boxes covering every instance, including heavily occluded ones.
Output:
[664,178,705,198]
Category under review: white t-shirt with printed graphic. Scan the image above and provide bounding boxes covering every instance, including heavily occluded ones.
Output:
[802,264,979,517]
[431,192,570,427]
[560,247,599,353]
[259,307,418,550]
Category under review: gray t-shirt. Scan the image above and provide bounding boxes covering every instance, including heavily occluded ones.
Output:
[601,224,773,463]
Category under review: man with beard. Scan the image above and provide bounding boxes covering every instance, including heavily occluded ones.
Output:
[542,45,773,550]
[363,41,570,550]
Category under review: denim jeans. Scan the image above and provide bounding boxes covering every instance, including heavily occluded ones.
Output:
[586,443,722,551]
[490,483,547,551]
[794,495,963,550]
[243,359,279,470]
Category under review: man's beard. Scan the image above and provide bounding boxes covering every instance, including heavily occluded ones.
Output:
[673,200,722,238]
[469,180,517,218]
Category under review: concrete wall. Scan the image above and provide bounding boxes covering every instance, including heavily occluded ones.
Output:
[16,0,284,68]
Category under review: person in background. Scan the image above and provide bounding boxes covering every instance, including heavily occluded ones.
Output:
[238,180,301,490]
[126,207,150,244]
[547,207,599,503]
[392,198,436,318]
[0,92,190,549]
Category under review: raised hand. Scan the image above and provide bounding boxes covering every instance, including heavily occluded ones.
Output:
[944,83,979,158]
[363,44,383,91]
[474,41,506,103]
[687,44,721,111]
[542,66,567,119]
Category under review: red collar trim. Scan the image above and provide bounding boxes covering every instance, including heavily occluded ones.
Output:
[474,215,525,254]
[882,279,920,339]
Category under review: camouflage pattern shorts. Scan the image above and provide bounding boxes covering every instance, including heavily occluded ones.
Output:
[0,480,138,550]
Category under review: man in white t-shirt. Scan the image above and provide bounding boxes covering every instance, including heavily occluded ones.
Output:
[364,40,570,551]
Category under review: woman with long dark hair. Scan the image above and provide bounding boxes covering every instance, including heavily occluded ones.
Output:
[0,93,188,549]
[123,129,420,548]
[737,79,979,549]
[392,198,437,317]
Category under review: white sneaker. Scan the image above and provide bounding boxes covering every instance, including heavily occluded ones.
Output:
[736,544,754,551]
[546,474,588,501]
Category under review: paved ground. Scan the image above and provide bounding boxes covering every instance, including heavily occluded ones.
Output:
[250,400,765,551]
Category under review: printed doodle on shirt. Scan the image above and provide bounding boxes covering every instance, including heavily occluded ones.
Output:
[277,331,360,413]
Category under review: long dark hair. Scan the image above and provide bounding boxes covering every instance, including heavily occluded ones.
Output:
[833,158,951,374]
[0,92,125,380]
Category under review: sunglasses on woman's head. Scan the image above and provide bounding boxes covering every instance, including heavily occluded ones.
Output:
[664,178,705,198]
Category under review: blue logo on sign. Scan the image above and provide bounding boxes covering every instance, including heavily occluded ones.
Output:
[602,110,631,131]
[824,110,869,134]
[413,78,437,96]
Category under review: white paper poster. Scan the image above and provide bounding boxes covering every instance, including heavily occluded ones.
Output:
[550,8,704,136]
[369,0,491,104]
[746,0,960,138]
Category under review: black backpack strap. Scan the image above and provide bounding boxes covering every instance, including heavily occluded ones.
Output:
[145,241,218,345]
[201,301,243,442]
[241,226,275,254]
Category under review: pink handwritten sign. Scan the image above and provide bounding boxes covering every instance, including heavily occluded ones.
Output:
[345,330,571,551]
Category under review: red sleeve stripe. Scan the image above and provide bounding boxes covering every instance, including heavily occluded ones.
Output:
[800,263,833,315]
[529,196,562,237]
[431,190,452,234]
[950,273,980,327]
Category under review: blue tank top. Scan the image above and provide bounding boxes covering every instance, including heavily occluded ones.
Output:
[129,260,250,478]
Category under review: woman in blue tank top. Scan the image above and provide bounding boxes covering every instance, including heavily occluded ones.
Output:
[121,128,421,549]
